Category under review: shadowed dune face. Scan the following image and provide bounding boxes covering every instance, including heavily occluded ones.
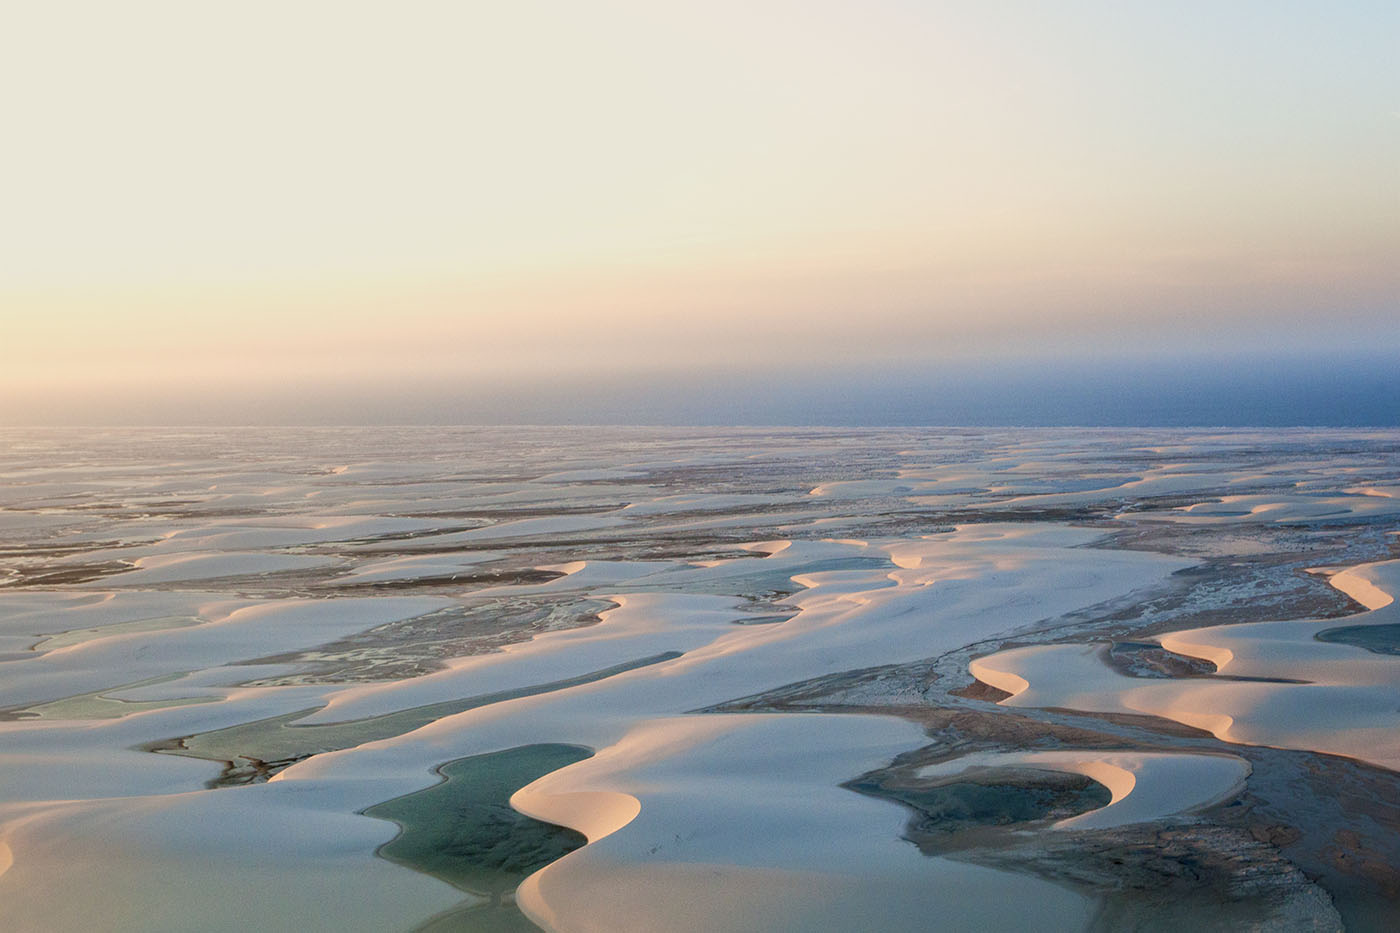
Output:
[0,427,1396,931]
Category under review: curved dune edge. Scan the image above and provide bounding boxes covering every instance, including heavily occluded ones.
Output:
[297,592,657,725]
[509,789,642,845]
[1061,753,1250,829]
[968,656,1030,698]
[506,716,737,845]
[1158,707,1236,741]
[508,712,1098,933]
[689,539,794,569]
[514,869,559,932]
[1072,760,1136,807]
[970,558,1400,770]
[917,750,1250,831]
[1132,492,1400,526]
[1345,485,1399,499]
[741,539,792,556]
[1156,633,1235,671]
[538,560,589,576]
[1324,564,1395,611]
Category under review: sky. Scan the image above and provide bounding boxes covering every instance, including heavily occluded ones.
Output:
[2,1,1397,425]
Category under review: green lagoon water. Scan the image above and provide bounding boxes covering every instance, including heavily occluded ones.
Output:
[367,744,593,932]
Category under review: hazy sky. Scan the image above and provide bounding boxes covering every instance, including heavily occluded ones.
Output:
[2,1,1396,422]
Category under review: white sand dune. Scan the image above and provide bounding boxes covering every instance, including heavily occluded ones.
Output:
[0,596,451,712]
[2,427,1395,932]
[1149,494,1400,525]
[0,520,1183,931]
[0,590,214,655]
[322,551,506,585]
[917,750,1250,830]
[347,514,628,551]
[513,715,1094,933]
[96,551,340,586]
[620,493,801,516]
[300,526,1184,726]
[0,787,467,932]
[971,559,1400,769]
[133,516,446,554]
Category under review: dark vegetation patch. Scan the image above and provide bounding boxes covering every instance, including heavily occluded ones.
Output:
[239,598,613,685]
[0,561,132,587]
[326,568,564,593]
[949,679,1013,702]
[1106,641,1216,678]
[848,766,1112,840]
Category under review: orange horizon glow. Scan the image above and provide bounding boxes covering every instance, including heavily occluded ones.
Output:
[2,1,1396,415]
